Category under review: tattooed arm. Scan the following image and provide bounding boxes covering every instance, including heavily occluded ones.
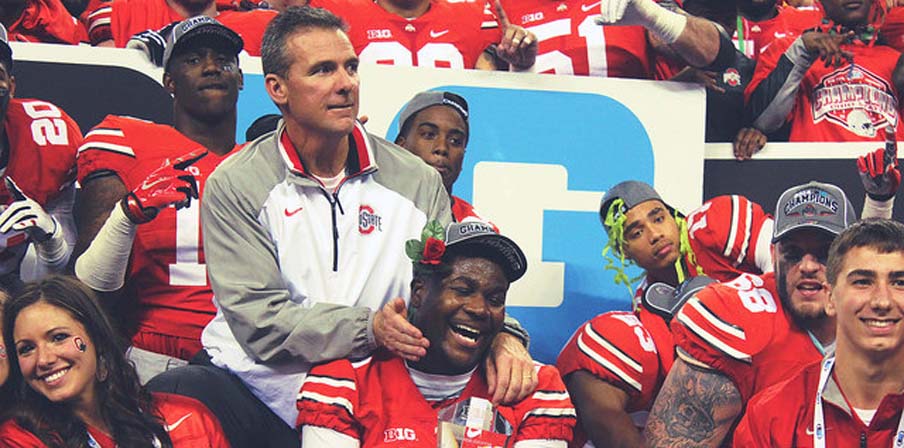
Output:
[643,356,742,447]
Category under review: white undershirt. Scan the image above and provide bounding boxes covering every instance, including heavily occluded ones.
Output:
[853,407,878,427]
[312,170,346,192]
[405,362,474,402]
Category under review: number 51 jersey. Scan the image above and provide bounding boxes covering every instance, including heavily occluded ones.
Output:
[77,115,240,350]
[498,0,651,78]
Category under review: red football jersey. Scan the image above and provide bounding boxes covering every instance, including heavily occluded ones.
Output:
[77,115,240,359]
[0,99,80,278]
[312,0,499,69]
[297,350,576,446]
[498,0,651,77]
[86,0,272,54]
[0,392,228,447]
[672,272,825,404]
[746,37,904,142]
[734,360,904,447]
[734,5,822,60]
[686,195,773,282]
[7,0,87,44]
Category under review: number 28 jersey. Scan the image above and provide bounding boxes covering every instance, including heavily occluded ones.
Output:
[671,272,824,404]
[499,0,651,78]
[76,115,240,350]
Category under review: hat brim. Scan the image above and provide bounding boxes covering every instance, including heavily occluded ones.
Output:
[447,234,527,283]
[771,221,842,243]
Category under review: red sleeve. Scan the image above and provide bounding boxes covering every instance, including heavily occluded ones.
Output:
[672,274,782,401]
[686,195,773,282]
[0,421,49,447]
[152,392,231,447]
[556,311,663,412]
[84,0,113,45]
[511,364,576,444]
[296,359,361,439]
[9,0,87,44]
[882,6,904,52]
[744,35,795,103]
[477,0,500,51]
[76,115,140,186]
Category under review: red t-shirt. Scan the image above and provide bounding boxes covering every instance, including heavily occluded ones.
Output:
[313,0,500,69]
[746,37,903,142]
[77,115,241,359]
[297,350,576,446]
[0,99,80,278]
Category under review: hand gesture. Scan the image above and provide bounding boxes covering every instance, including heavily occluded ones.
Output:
[800,30,854,68]
[0,177,59,242]
[121,148,207,224]
[494,0,538,69]
[858,125,900,201]
[373,298,430,361]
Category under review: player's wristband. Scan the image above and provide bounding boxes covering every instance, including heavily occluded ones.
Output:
[75,204,137,292]
[862,194,895,220]
[35,218,67,265]
[634,0,686,44]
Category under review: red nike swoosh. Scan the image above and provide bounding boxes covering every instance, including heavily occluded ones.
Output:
[284,206,303,217]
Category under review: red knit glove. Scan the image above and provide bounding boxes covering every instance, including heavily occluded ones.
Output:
[857,126,900,201]
[121,149,207,224]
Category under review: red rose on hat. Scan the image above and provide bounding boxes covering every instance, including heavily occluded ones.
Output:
[421,237,446,265]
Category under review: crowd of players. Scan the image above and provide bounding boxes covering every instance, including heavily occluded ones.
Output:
[0,0,901,446]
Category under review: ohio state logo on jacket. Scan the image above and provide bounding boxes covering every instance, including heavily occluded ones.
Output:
[359,205,383,234]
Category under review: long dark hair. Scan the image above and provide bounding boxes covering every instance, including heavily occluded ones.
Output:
[2,275,173,448]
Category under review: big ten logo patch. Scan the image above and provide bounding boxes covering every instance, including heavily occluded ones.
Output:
[812,65,898,138]
[383,427,417,443]
[359,205,383,234]
[367,29,393,40]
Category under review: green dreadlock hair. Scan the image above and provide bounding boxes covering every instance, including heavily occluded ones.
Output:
[601,199,705,304]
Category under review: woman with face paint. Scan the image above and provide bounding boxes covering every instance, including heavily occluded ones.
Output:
[0,276,229,447]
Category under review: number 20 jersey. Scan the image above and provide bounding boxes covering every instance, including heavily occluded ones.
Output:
[671,272,824,404]
[0,98,80,278]
[77,115,240,351]
[498,0,651,78]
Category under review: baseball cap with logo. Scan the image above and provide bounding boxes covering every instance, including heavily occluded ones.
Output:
[772,181,856,243]
[0,23,12,70]
[397,91,469,139]
[599,180,675,232]
[444,221,527,282]
[163,16,243,70]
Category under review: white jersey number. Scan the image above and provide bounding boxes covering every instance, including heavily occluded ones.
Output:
[359,41,466,69]
[168,166,206,286]
[727,274,777,313]
[611,313,657,353]
[526,16,607,76]
[23,101,68,146]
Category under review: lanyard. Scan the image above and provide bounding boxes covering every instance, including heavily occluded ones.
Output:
[813,356,904,448]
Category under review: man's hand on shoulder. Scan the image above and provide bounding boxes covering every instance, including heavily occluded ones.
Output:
[485,331,537,405]
[800,30,854,67]
[373,298,429,361]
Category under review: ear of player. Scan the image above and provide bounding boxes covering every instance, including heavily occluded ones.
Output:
[0,177,60,242]
[120,148,207,224]
[857,125,900,201]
